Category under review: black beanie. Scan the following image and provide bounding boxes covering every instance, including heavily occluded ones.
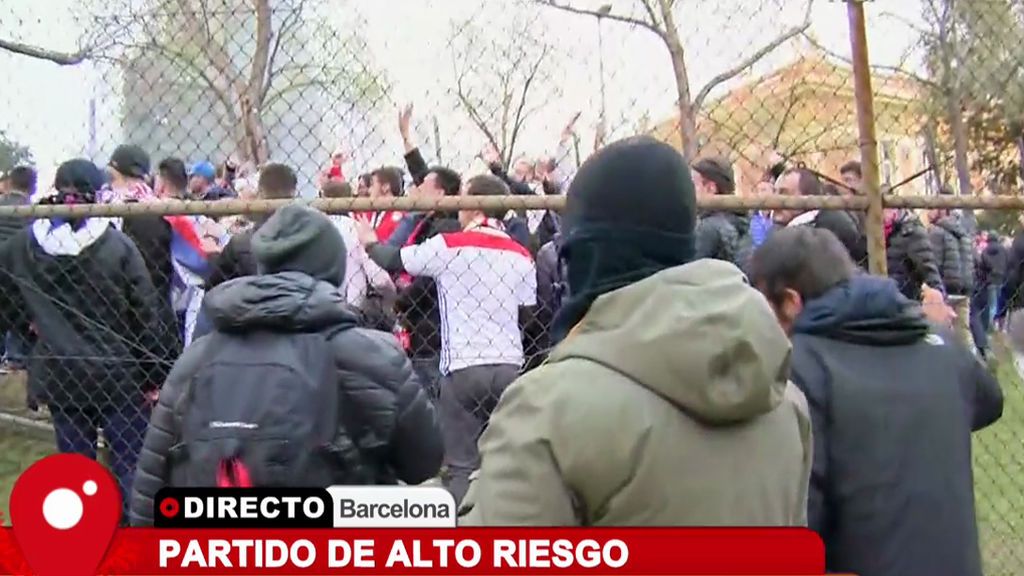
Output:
[565,135,697,233]
[552,136,698,342]
[251,203,347,287]
[53,159,105,202]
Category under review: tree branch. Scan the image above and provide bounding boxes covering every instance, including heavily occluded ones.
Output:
[639,0,660,29]
[532,0,664,38]
[248,0,273,106]
[802,33,939,89]
[692,0,815,113]
[507,43,551,167]
[453,59,502,157]
[772,84,803,149]
[261,0,306,105]
[0,38,93,65]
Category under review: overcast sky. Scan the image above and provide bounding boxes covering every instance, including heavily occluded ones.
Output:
[0,0,924,188]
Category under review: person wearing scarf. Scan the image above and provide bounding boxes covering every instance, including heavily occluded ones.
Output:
[0,159,166,519]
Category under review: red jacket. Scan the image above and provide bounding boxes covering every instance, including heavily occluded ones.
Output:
[372,210,404,242]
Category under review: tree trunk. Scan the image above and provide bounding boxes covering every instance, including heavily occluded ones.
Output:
[946,88,976,231]
[922,117,945,192]
[660,6,697,159]
[238,93,269,165]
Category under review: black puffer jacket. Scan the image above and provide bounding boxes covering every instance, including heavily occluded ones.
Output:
[695,211,749,265]
[886,211,942,301]
[0,219,167,410]
[525,234,564,371]
[121,214,183,367]
[130,272,443,525]
[929,216,973,296]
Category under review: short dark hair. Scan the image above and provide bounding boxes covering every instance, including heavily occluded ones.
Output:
[258,163,298,200]
[840,160,862,178]
[427,167,462,196]
[749,226,858,310]
[371,167,403,196]
[8,166,36,194]
[157,158,188,194]
[358,173,372,187]
[782,167,823,197]
[321,180,352,199]
[466,174,510,219]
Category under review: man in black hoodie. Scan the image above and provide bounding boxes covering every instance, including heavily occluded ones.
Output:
[979,232,1008,332]
[130,204,442,525]
[692,156,750,267]
[750,226,1003,576]
[0,159,167,515]
[0,166,35,371]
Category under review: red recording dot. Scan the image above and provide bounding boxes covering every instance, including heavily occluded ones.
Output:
[160,497,180,518]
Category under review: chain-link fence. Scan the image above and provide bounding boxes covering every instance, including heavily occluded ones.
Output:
[1,0,1024,572]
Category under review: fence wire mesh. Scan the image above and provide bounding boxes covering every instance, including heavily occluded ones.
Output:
[0,0,1023,572]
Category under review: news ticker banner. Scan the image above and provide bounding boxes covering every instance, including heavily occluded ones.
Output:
[0,454,835,576]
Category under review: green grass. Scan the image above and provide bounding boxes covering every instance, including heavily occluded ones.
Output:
[974,339,1024,576]
[0,346,1021,571]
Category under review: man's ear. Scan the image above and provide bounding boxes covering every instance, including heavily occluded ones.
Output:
[781,288,803,325]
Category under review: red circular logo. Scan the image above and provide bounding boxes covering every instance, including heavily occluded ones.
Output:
[159,497,180,518]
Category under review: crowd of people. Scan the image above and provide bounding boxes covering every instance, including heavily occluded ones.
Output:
[0,104,1015,575]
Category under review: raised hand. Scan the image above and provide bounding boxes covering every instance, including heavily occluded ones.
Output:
[399,104,414,141]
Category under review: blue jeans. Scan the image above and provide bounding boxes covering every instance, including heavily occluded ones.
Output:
[988,285,1001,329]
[51,403,151,518]
[3,331,27,367]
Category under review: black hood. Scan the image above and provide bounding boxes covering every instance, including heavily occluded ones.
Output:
[204,271,359,333]
[793,275,929,346]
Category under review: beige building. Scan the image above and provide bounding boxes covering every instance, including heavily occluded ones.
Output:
[651,48,932,195]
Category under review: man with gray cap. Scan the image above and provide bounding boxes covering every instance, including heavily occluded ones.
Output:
[459,136,811,526]
[691,156,752,268]
[130,203,443,525]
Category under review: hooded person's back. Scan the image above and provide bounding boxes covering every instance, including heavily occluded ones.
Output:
[459,136,811,526]
[0,160,167,410]
[789,275,1002,576]
[130,204,443,525]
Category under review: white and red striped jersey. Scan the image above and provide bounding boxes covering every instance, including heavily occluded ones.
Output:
[400,222,536,374]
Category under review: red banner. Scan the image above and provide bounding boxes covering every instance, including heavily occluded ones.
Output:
[0,527,824,575]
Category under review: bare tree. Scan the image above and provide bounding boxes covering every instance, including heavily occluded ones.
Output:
[535,0,813,159]
[2,0,386,166]
[119,0,301,164]
[450,14,556,168]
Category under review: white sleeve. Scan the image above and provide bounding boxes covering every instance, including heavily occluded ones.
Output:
[517,261,538,307]
[360,243,394,292]
[399,234,452,277]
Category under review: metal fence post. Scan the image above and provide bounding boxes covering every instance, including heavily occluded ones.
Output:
[847,0,887,276]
